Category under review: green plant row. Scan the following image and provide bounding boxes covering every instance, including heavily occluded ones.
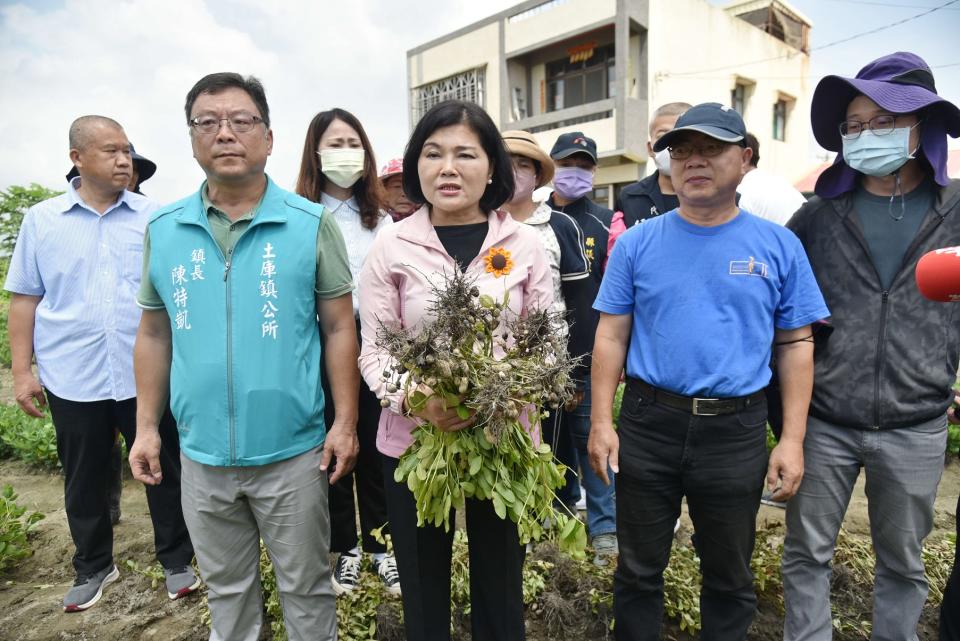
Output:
[948,423,959,457]
[0,484,44,573]
[0,404,60,469]
[193,520,958,640]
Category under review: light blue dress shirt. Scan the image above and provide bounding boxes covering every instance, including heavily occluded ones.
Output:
[4,177,156,401]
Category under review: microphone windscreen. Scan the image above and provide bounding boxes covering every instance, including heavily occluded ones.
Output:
[915,247,960,302]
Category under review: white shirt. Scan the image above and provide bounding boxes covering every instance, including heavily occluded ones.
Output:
[4,177,156,401]
[737,167,807,226]
[320,193,392,315]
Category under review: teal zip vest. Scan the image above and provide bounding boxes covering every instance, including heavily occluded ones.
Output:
[148,178,325,466]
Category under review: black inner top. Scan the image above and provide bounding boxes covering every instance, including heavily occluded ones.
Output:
[434,221,490,271]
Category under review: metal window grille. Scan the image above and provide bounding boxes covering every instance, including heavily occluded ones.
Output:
[508,0,570,23]
[411,67,486,124]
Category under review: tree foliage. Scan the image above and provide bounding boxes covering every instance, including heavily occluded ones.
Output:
[0,183,63,256]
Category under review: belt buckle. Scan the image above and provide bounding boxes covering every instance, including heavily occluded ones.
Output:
[692,397,720,416]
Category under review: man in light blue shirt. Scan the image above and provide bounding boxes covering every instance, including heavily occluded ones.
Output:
[4,115,196,612]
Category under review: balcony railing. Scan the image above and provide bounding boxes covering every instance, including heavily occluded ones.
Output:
[509,98,614,133]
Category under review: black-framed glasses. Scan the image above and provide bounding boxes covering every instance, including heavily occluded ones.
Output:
[189,112,263,135]
[667,141,730,160]
[838,115,916,140]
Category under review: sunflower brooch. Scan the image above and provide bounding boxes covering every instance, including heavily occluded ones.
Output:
[484,246,514,278]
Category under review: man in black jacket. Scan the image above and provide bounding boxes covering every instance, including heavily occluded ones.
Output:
[781,52,960,641]
[615,102,690,226]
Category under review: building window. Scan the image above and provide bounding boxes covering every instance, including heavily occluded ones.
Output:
[731,83,747,116]
[411,67,485,124]
[546,44,615,112]
[773,99,788,141]
[591,185,611,208]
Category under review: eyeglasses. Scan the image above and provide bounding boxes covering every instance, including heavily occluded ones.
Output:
[189,112,263,135]
[839,115,919,140]
[667,141,730,160]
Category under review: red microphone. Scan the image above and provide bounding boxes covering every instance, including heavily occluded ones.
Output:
[915,247,960,302]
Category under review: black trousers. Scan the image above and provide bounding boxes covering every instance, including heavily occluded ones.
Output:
[323,318,388,554]
[613,379,768,641]
[46,391,194,576]
[383,455,526,641]
[941,493,960,641]
[541,407,579,506]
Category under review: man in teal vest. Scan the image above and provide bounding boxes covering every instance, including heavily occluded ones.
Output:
[129,72,359,641]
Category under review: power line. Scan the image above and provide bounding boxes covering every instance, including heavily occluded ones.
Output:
[662,0,959,78]
[816,0,959,51]
[659,61,960,82]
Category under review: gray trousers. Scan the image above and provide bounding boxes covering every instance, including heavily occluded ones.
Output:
[782,414,946,641]
[181,446,337,641]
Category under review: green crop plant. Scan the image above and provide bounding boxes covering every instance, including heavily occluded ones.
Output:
[0,485,44,573]
[0,405,60,470]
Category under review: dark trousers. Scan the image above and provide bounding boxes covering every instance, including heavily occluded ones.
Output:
[46,391,194,576]
[614,379,768,641]
[942,493,960,641]
[383,455,526,641]
[323,318,388,554]
[542,407,578,505]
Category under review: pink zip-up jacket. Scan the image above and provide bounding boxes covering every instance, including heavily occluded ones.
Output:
[358,205,554,459]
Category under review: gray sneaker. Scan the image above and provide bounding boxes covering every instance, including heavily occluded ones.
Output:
[592,533,619,567]
[63,564,119,612]
[164,566,201,600]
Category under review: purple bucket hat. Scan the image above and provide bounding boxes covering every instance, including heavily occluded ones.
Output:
[811,51,960,198]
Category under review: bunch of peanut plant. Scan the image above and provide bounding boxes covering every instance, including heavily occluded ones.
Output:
[377,270,587,557]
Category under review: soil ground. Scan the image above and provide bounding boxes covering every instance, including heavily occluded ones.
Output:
[0,364,957,640]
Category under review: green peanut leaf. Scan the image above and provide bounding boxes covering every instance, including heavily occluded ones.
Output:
[492,494,507,519]
[468,455,482,476]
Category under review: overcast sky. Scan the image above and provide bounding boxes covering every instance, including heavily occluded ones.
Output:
[1,0,957,202]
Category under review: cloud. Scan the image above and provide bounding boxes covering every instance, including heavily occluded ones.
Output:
[0,0,516,202]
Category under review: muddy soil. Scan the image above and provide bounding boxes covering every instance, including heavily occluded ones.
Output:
[0,362,957,640]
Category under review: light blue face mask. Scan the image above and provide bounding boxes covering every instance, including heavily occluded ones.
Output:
[842,123,921,221]
[841,124,920,177]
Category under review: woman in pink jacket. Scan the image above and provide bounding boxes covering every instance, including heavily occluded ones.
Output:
[358,100,552,641]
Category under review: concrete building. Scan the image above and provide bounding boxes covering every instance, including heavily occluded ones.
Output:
[407,0,815,208]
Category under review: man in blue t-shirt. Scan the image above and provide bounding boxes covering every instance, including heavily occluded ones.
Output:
[588,103,828,641]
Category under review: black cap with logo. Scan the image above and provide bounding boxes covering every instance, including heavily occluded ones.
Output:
[549,131,598,163]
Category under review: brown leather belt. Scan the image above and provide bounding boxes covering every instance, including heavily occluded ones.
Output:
[627,378,765,416]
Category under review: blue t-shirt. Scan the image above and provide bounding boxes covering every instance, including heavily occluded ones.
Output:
[594,210,829,397]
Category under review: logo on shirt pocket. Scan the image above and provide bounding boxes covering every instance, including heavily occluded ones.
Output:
[729,256,768,278]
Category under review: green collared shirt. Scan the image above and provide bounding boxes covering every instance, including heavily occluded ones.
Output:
[137,180,353,309]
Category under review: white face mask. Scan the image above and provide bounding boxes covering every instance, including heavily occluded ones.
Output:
[653,147,672,176]
[319,148,365,189]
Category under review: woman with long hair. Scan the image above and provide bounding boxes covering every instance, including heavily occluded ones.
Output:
[358,100,553,641]
[295,108,399,596]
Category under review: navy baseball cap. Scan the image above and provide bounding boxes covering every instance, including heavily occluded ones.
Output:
[652,102,747,151]
[549,131,598,163]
